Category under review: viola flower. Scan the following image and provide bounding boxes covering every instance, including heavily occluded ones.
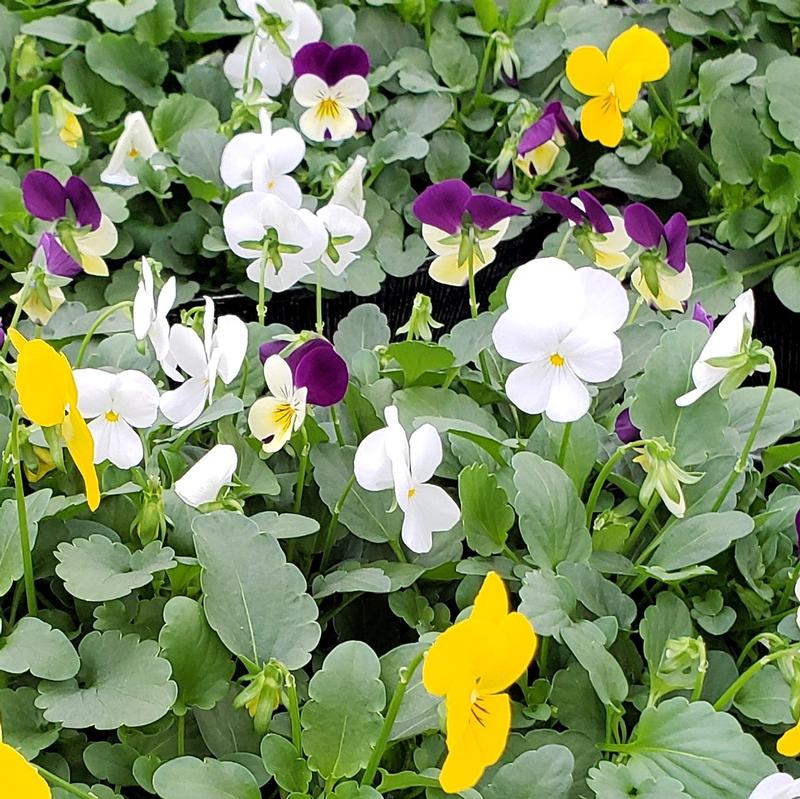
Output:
[174,444,238,508]
[100,111,162,187]
[566,25,670,147]
[74,369,160,469]
[133,257,180,380]
[8,329,99,511]
[22,170,118,278]
[492,257,628,423]
[614,408,640,444]
[422,572,537,793]
[541,190,630,271]
[778,720,800,759]
[159,298,249,428]
[0,725,50,799]
[223,191,327,292]
[258,338,349,406]
[493,32,520,88]
[413,180,524,287]
[692,301,715,333]
[292,42,370,142]
[248,355,308,453]
[354,405,460,553]
[633,436,701,518]
[10,279,65,326]
[220,109,305,207]
[330,154,367,215]
[516,102,577,177]
[224,36,293,98]
[236,0,322,59]
[748,774,800,799]
[59,111,83,149]
[676,290,762,407]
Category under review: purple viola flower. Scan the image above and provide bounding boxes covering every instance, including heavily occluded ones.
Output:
[492,167,513,193]
[259,338,348,407]
[541,189,614,235]
[413,179,523,235]
[623,204,689,273]
[691,302,715,333]
[518,102,578,157]
[22,170,101,230]
[614,408,641,444]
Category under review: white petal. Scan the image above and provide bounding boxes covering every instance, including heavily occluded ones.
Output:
[561,327,623,383]
[289,2,322,50]
[248,395,300,453]
[409,424,442,484]
[174,444,237,508]
[100,111,159,187]
[90,416,143,469]
[748,774,800,799]
[331,155,366,215]
[76,215,118,257]
[594,215,631,255]
[492,309,561,365]
[325,108,358,142]
[246,258,312,292]
[160,377,208,427]
[263,355,295,399]
[156,275,176,320]
[214,314,248,385]
[110,370,160,427]
[574,267,629,331]
[223,192,271,259]
[298,106,329,143]
[219,131,264,188]
[293,73,328,107]
[266,126,306,175]
[133,259,155,340]
[414,483,460,532]
[401,503,433,554]
[505,360,555,415]
[331,75,370,108]
[73,369,115,419]
[545,367,590,423]
[422,224,459,257]
[506,257,582,332]
[169,324,207,378]
[354,428,394,491]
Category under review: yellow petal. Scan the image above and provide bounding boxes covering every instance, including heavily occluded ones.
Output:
[59,112,83,148]
[593,248,630,270]
[80,254,109,277]
[63,408,100,511]
[471,571,509,624]
[248,396,297,453]
[10,331,77,428]
[0,742,51,799]
[428,251,492,287]
[474,611,537,694]
[608,25,670,83]
[530,140,560,175]
[566,45,611,98]
[778,721,800,757]
[580,95,624,147]
[614,62,643,113]
[423,621,475,697]
[24,446,56,483]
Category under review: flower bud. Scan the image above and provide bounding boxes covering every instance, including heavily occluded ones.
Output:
[397,294,444,342]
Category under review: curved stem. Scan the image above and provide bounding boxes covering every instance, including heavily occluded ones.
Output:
[555,227,572,258]
[176,713,186,757]
[625,493,660,559]
[10,410,37,617]
[584,440,642,526]
[315,261,324,334]
[329,404,345,447]
[470,37,495,109]
[31,87,44,169]
[74,301,133,367]
[37,767,101,799]
[1,268,37,360]
[714,644,800,711]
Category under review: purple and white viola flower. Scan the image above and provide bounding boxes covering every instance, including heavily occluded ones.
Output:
[22,170,118,278]
[692,301,715,333]
[223,191,327,292]
[220,109,305,207]
[292,42,370,142]
[624,203,692,312]
[413,179,524,286]
[100,112,162,187]
[248,355,308,453]
[516,102,577,177]
[133,257,180,380]
[541,190,630,271]
[259,337,349,407]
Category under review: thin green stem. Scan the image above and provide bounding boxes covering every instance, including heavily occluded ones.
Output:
[555,227,572,258]
[1,269,36,360]
[257,250,267,326]
[361,650,425,786]
[714,645,800,711]
[584,441,643,526]
[557,422,572,468]
[470,37,495,109]
[11,410,37,617]
[710,356,776,513]
[329,404,345,447]
[538,635,549,679]
[176,713,186,756]
[74,301,133,368]
[315,261,324,334]
[540,69,565,102]
[292,426,310,515]
[320,474,356,571]
[467,254,479,320]
[687,212,725,228]
[31,87,44,169]
[738,249,800,278]
[624,493,660,559]
[37,767,101,799]
[285,673,302,752]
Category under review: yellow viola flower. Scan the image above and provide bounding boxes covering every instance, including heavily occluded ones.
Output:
[566,25,670,147]
[0,723,51,798]
[778,721,800,757]
[8,329,100,511]
[422,572,537,793]
[59,111,83,148]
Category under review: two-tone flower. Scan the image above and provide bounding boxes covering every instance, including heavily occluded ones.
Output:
[413,179,523,286]
[100,112,162,187]
[566,25,670,147]
[248,355,308,453]
[292,42,370,142]
[516,102,577,177]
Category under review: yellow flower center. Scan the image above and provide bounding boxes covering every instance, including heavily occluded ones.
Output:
[267,179,276,190]
[317,98,341,120]
[128,147,140,157]
[105,410,120,423]
[407,487,416,500]
[549,353,565,367]
[271,402,296,434]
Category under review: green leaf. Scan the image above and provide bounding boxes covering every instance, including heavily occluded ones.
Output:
[181,0,250,39]
[135,0,177,44]
[519,569,577,641]
[649,512,754,571]
[622,698,774,799]
[512,452,591,569]
[686,243,743,315]
[88,0,157,31]
[0,617,79,680]
[194,515,320,668]
[698,52,757,105]
[709,94,769,185]
[528,415,599,494]
[458,463,514,556]
[301,641,386,780]
[178,129,227,188]
[0,489,52,597]
[354,7,422,67]
[766,56,800,148]
[333,304,391,367]
[35,631,177,729]
[733,664,793,725]
[561,620,628,708]
[261,734,311,794]
[639,593,692,677]
[55,536,176,602]
[592,155,682,200]
[153,757,261,799]
[370,131,429,164]
[152,93,220,154]
[483,745,574,799]
[158,596,233,715]
[385,341,454,385]
[430,32,478,91]
[472,0,499,31]
[773,263,800,311]
[84,741,139,786]
[425,130,471,181]
[0,687,58,760]
[589,761,690,799]
[85,33,168,105]
[373,93,454,138]
[514,24,564,78]
[759,153,800,215]
[728,387,800,451]
[21,15,98,44]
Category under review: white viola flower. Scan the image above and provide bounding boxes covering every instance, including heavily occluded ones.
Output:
[317,172,371,276]
[492,257,628,423]
[676,290,761,407]
[331,155,367,215]
[354,406,460,554]
[174,444,238,508]
[248,355,307,453]
[160,297,249,428]
[237,0,321,53]
[223,191,327,292]
[133,257,180,380]
[224,35,292,98]
[100,112,162,187]
[220,110,305,206]
[749,774,800,799]
[74,369,159,469]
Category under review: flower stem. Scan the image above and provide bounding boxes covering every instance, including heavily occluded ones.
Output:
[467,255,479,320]
[555,227,572,258]
[557,422,572,468]
[257,248,268,326]
[624,493,660,560]
[315,261,324,335]
[292,425,310,515]
[31,86,44,170]
[1,268,36,360]
[361,650,425,787]
[176,713,186,756]
[710,355,776,513]
[329,404,345,447]
[470,36,495,109]
[584,441,642,526]
[74,301,133,368]
[10,410,37,617]
[37,767,101,799]
[687,212,725,228]
[320,474,356,571]
[285,672,302,752]
[713,644,800,711]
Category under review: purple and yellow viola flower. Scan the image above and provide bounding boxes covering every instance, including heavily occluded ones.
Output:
[516,102,577,177]
[413,179,524,286]
[21,170,117,278]
[292,42,370,142]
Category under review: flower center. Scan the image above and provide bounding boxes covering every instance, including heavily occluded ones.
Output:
[317,98,341,121]
[267,179,276,190]
[407,487,416,500]
[128,147,140,158]
[272,402,296,433]
[549,353,565,367]
[105,410,120,423]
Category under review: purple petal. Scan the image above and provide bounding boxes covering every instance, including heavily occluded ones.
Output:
[40,232,82,278]
[795,509,800,559]
[614,408,640,444]
[466,194,524,230]
[293,42,333,80]
[413,180,471,234]
[518,114,557,156]
[577,190,613,235]
[500,65,518,88]
[492,167,513,192]
[544,101,578,140]
[623,203,664,249]
[326,44,370,84]
[692,302,715,333]
[355,111,372,132]
[0,320,5,350]
[293,340,349,406]
[259,340,291,364]
[664,212,688,273]
[540,191,584,225]
[22,170,67,221]
[65,176,101,230]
